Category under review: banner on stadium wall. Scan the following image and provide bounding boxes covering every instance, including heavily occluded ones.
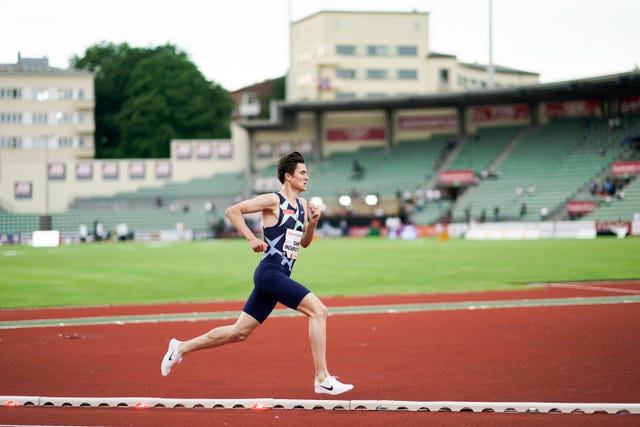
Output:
[620,96,640,113]
[76,162,92,180]
[278,141,293,156]
[326,127,386,142]
[175,142,192,159]
[196,142,212,159]
[128,161,145,179]
[473,104,529,122]
[439,170,476,185]
[216,141,233,159]
[567,200,597,215]
[611,160,640,176]
[102,162,119,179]
[545,100,600,118]
[297,140,314,155]
[47,162,66,180]
[155,161,171,178]
[398,115,457,130]
[14,181,32,199]
[256,142,273,158]
[596,220,631,237]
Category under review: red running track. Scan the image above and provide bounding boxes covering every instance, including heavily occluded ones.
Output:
[1,282,639,426]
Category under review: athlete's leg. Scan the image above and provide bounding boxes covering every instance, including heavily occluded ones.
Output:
[296,293,330,382]
[177,312,260,356]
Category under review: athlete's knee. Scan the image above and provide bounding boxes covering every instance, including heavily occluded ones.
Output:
[311,302,328,320]
[231,325,253,342]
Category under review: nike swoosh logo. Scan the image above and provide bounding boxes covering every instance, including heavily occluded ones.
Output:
[318,385,334,391]
[168,350,175,361]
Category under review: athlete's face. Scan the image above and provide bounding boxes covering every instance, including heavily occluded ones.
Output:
[288,163,309,193]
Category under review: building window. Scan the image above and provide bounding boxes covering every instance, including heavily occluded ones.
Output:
[34,89,50,101]
[0,136,22,148]
[397,69,418,80]
[366,69,388,80]
[78,88,85,100]
[55,112,73,124]
[367,45,388,56]
[366,93,387,98]
[397,46,417,56]
[336,92,356,99]
[439,68,450,85]
[0,87,22,99]
[0,112,22,124]
[33,112,48,124]
[336,69,356,79]
[336,45,356,55]
[32,136,49,148]
[57,88,73,100]
[58,137,74,147]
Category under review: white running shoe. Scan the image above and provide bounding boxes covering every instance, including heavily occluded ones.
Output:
[314,376,354,395]
[161,338,182,376]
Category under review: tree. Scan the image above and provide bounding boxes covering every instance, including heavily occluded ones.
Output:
[70,43,234,158]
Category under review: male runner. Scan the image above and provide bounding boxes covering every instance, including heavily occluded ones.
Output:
[161,151,353,395]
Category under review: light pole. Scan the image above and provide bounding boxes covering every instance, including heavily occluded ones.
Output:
[487,0,496,88]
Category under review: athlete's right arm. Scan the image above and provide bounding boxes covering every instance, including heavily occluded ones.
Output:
[225,193,278,253]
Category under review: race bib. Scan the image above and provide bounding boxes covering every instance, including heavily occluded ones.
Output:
[283,228,303,259]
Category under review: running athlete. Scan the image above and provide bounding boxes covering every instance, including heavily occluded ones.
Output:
[161,151,354,395]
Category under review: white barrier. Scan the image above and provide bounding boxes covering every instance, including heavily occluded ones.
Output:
[2,396,639,413]
[464,221,597,240]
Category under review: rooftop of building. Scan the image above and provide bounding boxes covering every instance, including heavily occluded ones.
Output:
[0,54,92,75]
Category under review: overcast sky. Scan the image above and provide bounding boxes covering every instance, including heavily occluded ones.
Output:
[1,0,638,91]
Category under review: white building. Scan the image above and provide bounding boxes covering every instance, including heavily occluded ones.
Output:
[289,10,539,101]
[0,54,95,154]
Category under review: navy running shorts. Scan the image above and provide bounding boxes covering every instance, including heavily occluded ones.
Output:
[243,260,311,323]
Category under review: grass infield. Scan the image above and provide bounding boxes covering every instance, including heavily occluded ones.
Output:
[1,237,639,308]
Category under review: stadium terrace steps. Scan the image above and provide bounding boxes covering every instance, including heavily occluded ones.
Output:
[450,118,635,222]
[308,135,453,200]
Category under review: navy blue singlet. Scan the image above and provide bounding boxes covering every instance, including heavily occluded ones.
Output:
[243,193,311,323]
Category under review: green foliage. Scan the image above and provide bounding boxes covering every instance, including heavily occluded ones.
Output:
[1,238,639,308]
[70,42,234,158]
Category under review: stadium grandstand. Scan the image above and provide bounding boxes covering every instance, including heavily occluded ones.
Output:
[2,60,640,243]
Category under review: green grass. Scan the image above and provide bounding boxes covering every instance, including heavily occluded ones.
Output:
[1,237,639,308]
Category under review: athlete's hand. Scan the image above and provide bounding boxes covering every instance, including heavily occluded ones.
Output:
[248,237,268,253]
[308,203,321,226]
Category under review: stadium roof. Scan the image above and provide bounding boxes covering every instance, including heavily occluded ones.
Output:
[240,71,640,131]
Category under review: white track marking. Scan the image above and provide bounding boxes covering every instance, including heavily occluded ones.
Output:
[544,282,640,295]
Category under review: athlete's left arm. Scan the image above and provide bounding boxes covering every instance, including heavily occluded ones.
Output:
[300,198,320,248]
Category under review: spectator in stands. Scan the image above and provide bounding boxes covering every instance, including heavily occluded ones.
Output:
[351,159,364,179]
[94,220,105,241]
[464,204,472,223]
[79,224,88,243]
[604,178,614,196]
[515,186,523,199]
[540,206,549,220]
[589,181,598,196]
[116,223,128,241]
[520,203,527,219]
[493,206,500,222]
[527,184,536,197]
